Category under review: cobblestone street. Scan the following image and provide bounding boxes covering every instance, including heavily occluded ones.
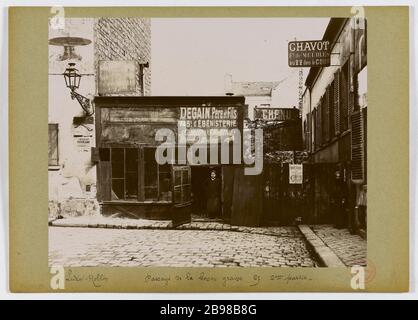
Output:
[49,226,318,267]
[310,225,367,267]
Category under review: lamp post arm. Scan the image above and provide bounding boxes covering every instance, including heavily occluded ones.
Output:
[70,90,94,116]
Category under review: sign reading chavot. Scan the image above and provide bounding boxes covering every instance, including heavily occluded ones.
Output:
[288,40,330,67]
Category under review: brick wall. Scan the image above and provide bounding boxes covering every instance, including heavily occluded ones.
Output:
[94,18,151,96]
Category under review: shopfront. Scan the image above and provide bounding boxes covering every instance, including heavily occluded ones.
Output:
[92,96,245,225]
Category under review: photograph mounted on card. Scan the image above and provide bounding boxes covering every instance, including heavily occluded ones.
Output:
[9,6,409,293]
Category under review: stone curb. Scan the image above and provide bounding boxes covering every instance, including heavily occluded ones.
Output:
[297,225,346,267]
[50,219,301,238]
[51,219,174,230]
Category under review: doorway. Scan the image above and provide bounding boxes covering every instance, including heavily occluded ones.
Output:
[191,166,222,220]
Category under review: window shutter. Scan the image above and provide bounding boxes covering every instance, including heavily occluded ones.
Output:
[339,68,345,131]
[324,89,330,143]
[311,110,315,150]
[307,113,312,152]
[334,71,340,135]
[48,123,59,166]
[312,109,317,150]
[329,82,335,139]
[351,110,364,181]
[340,63,349,132]
[98,148,111,201]
[317,106,321,148]
[91,147,100,163]
[362,107,367,182]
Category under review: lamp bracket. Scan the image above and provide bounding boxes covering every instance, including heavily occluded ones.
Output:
[70,90,94,116]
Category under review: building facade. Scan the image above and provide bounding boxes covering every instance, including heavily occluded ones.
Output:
[48,18,151,219]
[224,74,280,120]
[92,96,246,226]
[301,18,367,233]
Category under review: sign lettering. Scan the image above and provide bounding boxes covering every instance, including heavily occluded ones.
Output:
[289,164,303,184]
[179,107,239,129]
[288,40,331,67]
[254,108,299,121]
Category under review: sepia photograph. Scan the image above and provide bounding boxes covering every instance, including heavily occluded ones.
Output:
[47,17,368,269]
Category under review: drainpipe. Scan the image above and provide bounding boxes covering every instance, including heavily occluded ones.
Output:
[139,61,149,96]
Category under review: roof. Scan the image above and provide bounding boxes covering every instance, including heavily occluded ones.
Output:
[305,18,349,88]
[230,81,280,96]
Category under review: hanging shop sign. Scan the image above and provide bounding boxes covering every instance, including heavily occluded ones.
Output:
[289,164,303,184]
[288,40,330,67]
[254,108,299,121]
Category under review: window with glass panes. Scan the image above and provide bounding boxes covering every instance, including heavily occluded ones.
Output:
[111,148,138,200]
[173,166,191,204]
[144,147,172,201]
[109,147,176,202]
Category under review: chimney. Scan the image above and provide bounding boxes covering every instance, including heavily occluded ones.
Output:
[224,73,233,96]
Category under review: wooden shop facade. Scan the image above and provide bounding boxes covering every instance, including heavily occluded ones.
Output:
[92,96,307,227]
[92,96,248,226]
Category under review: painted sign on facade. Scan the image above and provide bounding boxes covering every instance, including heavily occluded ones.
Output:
[289,164,303,184]
[179,107,239,129]
[288,40,330,67]
[98,60,137,95]
[178,106,241,144]
[72,118,94,153]
[254,108,299,121]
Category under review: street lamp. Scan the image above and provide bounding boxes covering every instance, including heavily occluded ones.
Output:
[63,62,81,91]
[63,62,94,116]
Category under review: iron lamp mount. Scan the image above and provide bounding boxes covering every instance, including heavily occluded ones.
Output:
[63,62,94,116]
[69,89,94,116]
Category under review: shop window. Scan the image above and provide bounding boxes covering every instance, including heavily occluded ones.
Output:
[108,147,175,202]
[48,123,59,167]
[159,164,172,201]
[144,148,158,200]
[144,147,173,201]
[125,148,139,199]
[111,148,138,200]
[173,166,191,204]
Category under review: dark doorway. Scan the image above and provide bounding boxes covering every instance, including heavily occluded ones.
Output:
[191,166,222,220]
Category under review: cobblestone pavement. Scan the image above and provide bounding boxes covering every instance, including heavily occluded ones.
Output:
[50,216,303,238]
[310,225,367,267]
[49,227,318,267]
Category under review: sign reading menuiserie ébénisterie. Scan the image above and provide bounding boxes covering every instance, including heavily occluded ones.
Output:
[288,40,331,67]
[179,106,239,129]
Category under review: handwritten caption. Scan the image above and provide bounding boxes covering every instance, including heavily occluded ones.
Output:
[144,271,312,287]
[65,269,109,288]
[54,269,313,289]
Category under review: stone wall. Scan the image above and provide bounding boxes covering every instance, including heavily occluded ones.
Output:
[94,18,152,96]
[49,199,100,220]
